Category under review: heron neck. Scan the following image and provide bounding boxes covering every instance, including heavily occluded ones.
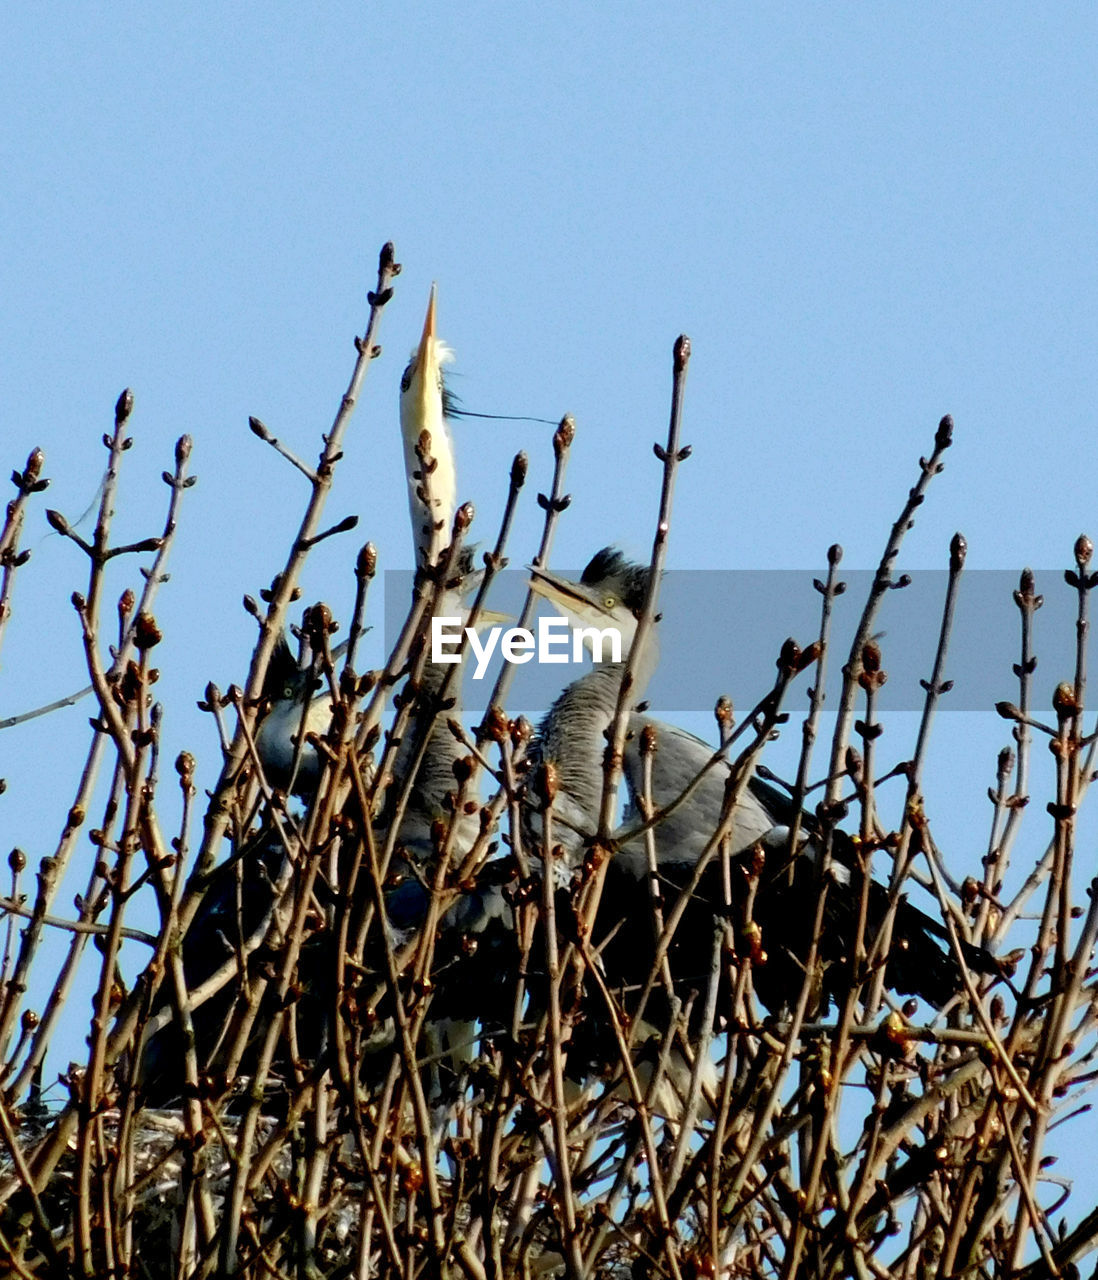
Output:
[538,638,659,830]
[624,627,660,693]
[400,407,457,567]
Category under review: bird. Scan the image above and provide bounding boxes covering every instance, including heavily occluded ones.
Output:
[135,635,342,1100]
[399,284,457,569]
[253,634,336,797]
[138,292,497,1107]
[139,566,507,1107]
[392,285,506,872]
[259,286,531,805]
[353,547,514,1101]
[525,547,779,868]
[525,548,1002,1015]
[134,827,293,1105]
[523,547,662,865]
[399,549,664,1102]
[413,548,737,1105]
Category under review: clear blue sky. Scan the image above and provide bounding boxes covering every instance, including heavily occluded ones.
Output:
[2,1,1097,1227]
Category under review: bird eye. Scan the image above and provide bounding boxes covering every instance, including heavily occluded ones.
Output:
[400,364,413,392]
[282,684,295,700]
[603,595,617,610]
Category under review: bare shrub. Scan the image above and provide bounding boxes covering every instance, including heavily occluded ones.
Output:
[0,245,1095,1279]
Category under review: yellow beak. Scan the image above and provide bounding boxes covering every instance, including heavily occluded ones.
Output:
[418,281,437,352]
[527,566,595,614]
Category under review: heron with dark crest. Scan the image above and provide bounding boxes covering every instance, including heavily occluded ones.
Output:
[526,547,1003,1013]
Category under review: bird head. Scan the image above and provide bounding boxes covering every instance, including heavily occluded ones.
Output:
[262,633,315,707]
[400,286,457,566]
[256,632,340,796]
[262,630,354,711]
[527,547,653,660]
[399,285,454,424]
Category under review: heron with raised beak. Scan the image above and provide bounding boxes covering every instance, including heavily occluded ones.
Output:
[399,284,456,569]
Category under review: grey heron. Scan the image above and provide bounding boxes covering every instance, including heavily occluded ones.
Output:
[524,547,776,870]
[140,565,506,1106]
[526,548,1001,1013]
[523,547,662,865]
[253,634,335,797]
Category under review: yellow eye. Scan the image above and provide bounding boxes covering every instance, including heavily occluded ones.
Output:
[603,595,617,610]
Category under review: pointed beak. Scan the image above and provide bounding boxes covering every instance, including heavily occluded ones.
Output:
[414,284,440,391]
[418,282,437,353]
[402,284,443,434]
[527,566,599,615]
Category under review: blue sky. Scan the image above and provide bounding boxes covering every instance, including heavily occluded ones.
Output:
[3,1,1098,1228]
[5,7,1098,584]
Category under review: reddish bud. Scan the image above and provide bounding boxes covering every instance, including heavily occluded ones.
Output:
[357,542,378,579]
[1053,682,1079,717]
[554,415,576,456]
[134,613,162,650]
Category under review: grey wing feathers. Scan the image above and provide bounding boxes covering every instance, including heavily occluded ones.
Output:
[618,715,776,872]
